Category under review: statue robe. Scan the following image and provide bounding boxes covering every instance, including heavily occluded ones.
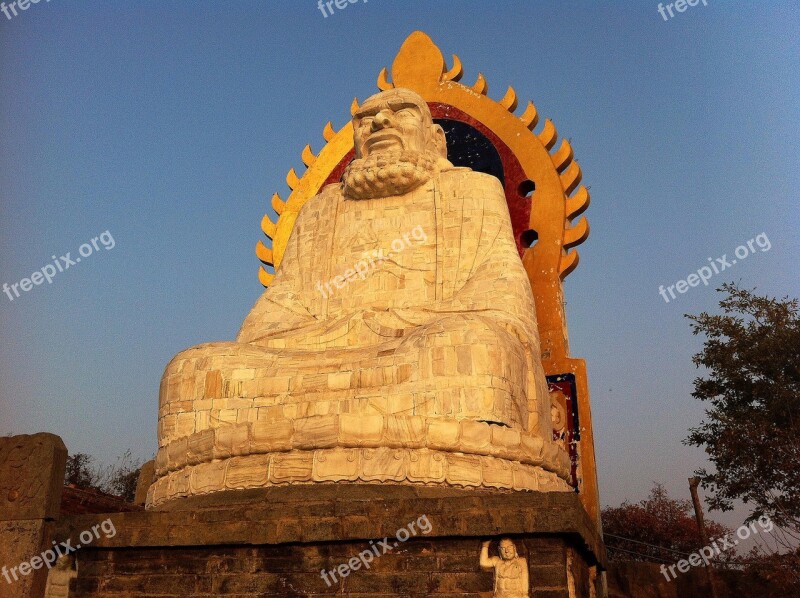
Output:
[159,168,550,448]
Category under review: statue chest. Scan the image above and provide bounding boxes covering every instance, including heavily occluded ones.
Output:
[316,186,439,311]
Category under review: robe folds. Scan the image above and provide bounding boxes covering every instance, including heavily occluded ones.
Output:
[159,168,551,446]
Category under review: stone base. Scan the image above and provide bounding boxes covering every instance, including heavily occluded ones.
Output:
[55,485,606,597]
[149,415,572,507]
[148,448,571,507]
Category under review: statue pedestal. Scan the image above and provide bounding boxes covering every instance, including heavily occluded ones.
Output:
[0,434,67,598]
[56,486,605,596]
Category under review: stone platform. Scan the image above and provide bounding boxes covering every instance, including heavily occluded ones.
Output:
[54,485,605,597]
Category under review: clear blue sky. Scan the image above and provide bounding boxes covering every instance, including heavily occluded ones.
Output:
[1,1,798,532]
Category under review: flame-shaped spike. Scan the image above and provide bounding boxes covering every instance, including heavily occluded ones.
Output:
[538,119,558,150]
[255,240,274,265]
[286,168,300,190]
[258,266,275,287]
[551,139,574,172]
[560,161,582,195]
[471,73,488,95]
[350,97,360,117]
[261,213,277,238]
[563,217,590,249]
[499,86,518,112]
[559,250,580,280]
[323,121,336,142]
[443,54,463,81]
[301,144,316,167]
[520,101,539,130]
[566,186,590,220]
[377,67,393,91]
[271,192,285,215]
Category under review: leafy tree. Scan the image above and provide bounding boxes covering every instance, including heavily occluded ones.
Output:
[685,284,800,545]
[64,450,142,502]
[742,547,800,594]
[103,450,141,502]
[602,483,733,563]
[64,453,99,488]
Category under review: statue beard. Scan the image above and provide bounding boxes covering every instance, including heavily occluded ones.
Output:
[342,149,439,200]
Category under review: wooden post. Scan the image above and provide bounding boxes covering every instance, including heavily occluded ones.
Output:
[689,477,719,598]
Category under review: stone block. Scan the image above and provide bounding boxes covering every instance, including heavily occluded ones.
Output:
[361,448,407,481]
[294,416,339,449]
[339,414,384,447]
[513,463,540,492]
[189,461,227,495]
[459,420,492,454]
[213,424,249,459]
[186,429,214,465]
[0,434,67,598]
[225,455,270,489]
[482,459,514,489]
[0,433,66,521]
[133,460,155,506]
[250,419,294,452]
[167,437,189,471]
[271,453,313,483]
[166,467,191,499]
[427,419,460,450]
[445,453,481,487]
[407,450,446,483]
[0,520,48,597]
[313,448,360,482]
[385,415,426,448]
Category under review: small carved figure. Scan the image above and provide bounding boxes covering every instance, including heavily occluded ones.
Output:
[550,389,568,450]
[480,538,529,597]
[44,555,77,598]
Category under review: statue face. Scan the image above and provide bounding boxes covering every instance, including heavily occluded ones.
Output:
[551,404,563,427]
[353,89,432,158]
[499,540,516,560]
[55,555,72,570]
[550,391,568,429]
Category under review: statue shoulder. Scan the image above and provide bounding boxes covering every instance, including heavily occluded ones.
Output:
[438,168,506,212]
[297,183,341,218]
[313,182,342,203]
[439,168,504,194]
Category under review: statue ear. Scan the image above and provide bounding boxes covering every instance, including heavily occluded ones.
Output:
[430,124,448,159]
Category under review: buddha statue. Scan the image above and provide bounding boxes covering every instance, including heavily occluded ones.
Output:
[147,88,571,507]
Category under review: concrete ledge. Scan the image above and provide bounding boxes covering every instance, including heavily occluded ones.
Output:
[54,485,606,568]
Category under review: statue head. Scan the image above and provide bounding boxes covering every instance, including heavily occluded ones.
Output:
[499,538,519,560]
[352,88,446,159]
[550,390,568,430]
[343,88,452,200]
[54,554,74,571]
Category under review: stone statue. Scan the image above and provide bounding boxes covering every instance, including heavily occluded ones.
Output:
[550,390,568,450]
[480,539,529,597]
[44,555,77,598]
[148,88,570,506]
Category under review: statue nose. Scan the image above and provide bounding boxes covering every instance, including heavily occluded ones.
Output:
[371,110,393,131]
